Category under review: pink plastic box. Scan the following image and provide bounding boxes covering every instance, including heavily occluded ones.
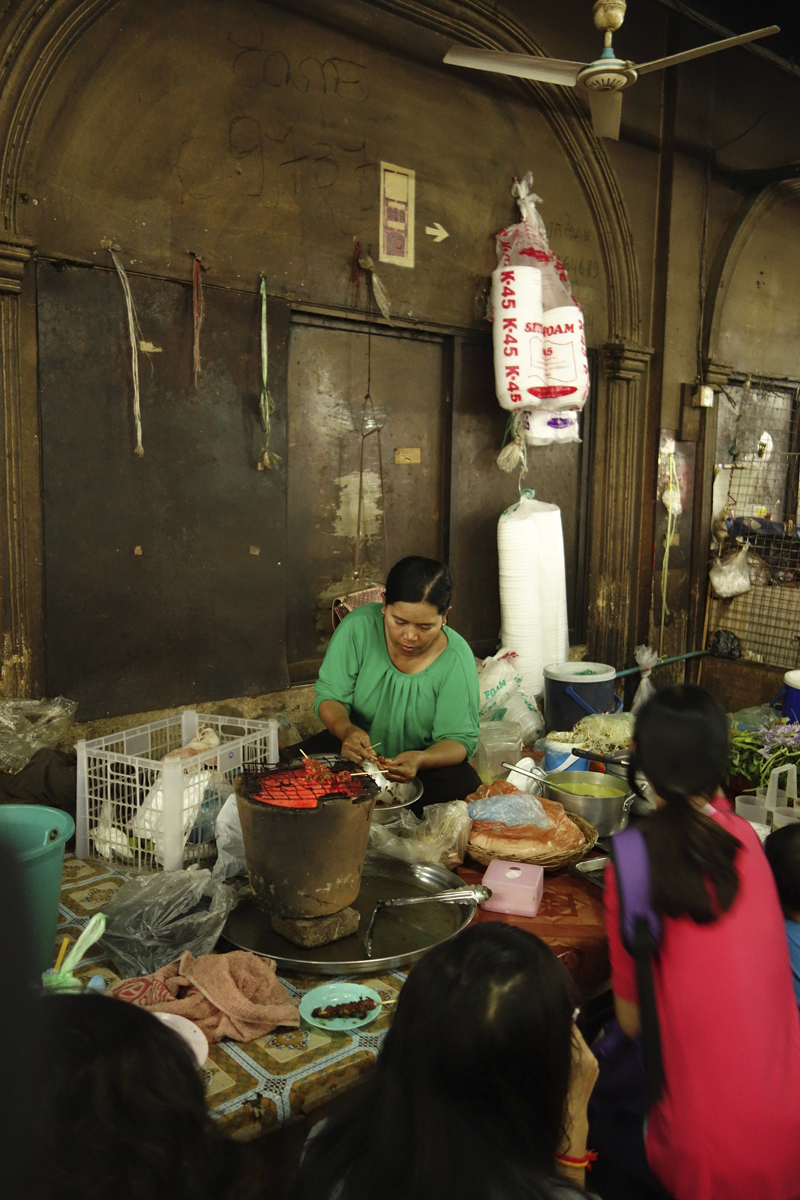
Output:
[479,859,544,917]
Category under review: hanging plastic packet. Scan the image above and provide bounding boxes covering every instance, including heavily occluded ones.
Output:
[490,173,590,413]
[631,645,659,713]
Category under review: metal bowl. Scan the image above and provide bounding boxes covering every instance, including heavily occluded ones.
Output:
[543,770,634,837]
[221,852,478,975]
[371,777,423,824]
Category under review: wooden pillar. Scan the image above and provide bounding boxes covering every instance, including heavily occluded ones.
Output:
[0,234,42,697]
[586,340,653,671]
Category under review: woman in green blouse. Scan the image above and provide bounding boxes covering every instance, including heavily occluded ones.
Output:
[310,557,481,808]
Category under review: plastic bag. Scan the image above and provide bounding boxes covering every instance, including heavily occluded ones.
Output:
[632,644,658,713]
[0,696,78,772]
[467,788,554,829]
[547,712,635,753]
[746,549,771,586]
[100,867,238,976]
[129,765,228,863]
[212,794,247,881]
[730,705,776,732]
[491,173,590,412]
[368,800,472,869]
[476,650,543,743]
[709,544,751,599]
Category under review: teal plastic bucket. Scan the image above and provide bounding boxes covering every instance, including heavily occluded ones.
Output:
[0,805,74,977]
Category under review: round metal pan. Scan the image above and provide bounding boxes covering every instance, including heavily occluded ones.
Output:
[220,852,478,976]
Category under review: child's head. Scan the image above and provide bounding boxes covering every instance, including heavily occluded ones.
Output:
[40,994,238,1200]
[631,683,728,804]
[765,823,800,920]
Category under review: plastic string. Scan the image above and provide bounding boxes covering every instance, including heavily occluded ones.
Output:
[659,452,681,657]
[108,249,144,457]
[192,255,205,390]
[258,275,280,469]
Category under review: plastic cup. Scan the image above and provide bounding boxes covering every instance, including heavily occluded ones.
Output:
[772,807,800,829]
[735,797,768,825]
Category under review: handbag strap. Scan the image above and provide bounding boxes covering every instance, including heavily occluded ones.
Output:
[610,827,665,1105]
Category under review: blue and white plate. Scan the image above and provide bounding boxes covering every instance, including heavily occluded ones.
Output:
[298,982,383,1030]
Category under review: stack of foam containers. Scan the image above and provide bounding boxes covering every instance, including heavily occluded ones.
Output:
[498,491,570,697]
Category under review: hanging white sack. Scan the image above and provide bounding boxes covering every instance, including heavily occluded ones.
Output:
[498,490,570,697]
[521,409,581,447]
[491,266,544,410]
[491,173,590,415]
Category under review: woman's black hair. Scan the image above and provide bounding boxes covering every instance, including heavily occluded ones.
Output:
[293,924,576,1200]
[630,684,741,924]
[384,556,452,614]
[38,994,243,1200]
[765,823,800,916]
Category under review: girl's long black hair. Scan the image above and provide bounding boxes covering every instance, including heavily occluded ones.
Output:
[631,684,741,924]
[39,994,242,1200]
[293,924,576,1200]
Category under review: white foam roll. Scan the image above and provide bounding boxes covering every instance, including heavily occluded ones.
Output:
[521,409,581,447]
[526,305,590,409]
[491,266,543,411]
[498,491,569,696]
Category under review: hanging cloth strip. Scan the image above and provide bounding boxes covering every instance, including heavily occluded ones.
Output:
[332,291,390,629]
[192,254,205,390]
[107,248,145,458]
[258,275,280,470]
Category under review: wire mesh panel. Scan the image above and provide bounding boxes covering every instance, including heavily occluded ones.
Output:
[708,379,800,667]
[76,713,279,871]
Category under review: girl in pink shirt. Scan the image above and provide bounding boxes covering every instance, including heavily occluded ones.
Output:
[598,685,800,1200]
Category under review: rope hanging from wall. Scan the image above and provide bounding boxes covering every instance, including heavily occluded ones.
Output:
[258,275,280,470]
[105,244,145,457]
[192,254,205,390]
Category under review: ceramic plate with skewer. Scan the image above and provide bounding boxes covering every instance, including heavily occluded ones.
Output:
[298,982,384,1030]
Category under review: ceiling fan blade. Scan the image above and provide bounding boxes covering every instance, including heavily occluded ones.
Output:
[635,25,779,76]
[443,45,583,87]
[588,90,623,140]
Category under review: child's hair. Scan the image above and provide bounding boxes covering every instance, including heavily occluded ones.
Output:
[384,556,452,613]
[765,823,800,916]
[293,924,576,1200]
[630,684,741,924]
[39,994,241,1200]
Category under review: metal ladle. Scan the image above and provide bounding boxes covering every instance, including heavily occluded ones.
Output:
[362,885,491,957]
[500,760,549,785]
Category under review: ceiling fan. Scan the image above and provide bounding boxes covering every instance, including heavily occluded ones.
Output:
[443,1,779,140]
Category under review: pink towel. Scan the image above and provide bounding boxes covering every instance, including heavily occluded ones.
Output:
[111,950,300,1043]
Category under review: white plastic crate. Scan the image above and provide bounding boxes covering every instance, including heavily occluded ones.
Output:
[76,710,279,871]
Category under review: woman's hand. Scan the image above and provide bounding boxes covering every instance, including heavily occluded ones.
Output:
[559,1026,599,1157]
[379,751,425,782]
[340,726,377,765]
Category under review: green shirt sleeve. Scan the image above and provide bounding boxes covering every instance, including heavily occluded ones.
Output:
[313,613,366,720]
[430,643,480,758]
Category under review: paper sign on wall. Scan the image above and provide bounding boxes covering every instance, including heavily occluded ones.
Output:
[380,162,415,269]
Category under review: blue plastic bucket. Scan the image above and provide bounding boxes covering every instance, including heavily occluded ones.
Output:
[773,670,800,724]
[543,661,623,734]
[0,805,74,976]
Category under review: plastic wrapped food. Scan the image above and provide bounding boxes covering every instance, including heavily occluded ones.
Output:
[467,789,553,829]
[632,645,658,714]
[466,780,585,857]
[0,696,78,772]
[367,800,472,869]
[100,867,238,976]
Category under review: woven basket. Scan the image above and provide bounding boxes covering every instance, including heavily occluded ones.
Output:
[466,812,598,872]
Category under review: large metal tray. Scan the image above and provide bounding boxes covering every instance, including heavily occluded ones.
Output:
[221,852,477,975]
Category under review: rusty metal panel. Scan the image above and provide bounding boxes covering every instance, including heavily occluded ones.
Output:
[37,260,288,718]
[286,318,444,666]
[448,338,584,656]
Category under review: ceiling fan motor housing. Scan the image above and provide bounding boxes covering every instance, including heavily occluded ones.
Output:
[593,0,627,35]
[578,56,637,92]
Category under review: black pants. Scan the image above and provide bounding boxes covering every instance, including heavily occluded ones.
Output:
[281,729,481,815]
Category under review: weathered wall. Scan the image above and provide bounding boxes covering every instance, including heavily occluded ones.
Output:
[1,0,799,719]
